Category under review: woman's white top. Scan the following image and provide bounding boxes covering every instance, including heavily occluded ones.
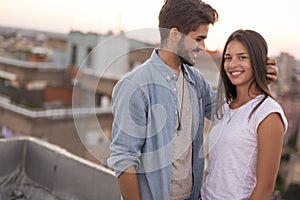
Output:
[201,95,288,200]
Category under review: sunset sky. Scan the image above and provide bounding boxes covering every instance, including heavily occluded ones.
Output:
[0,0,299,59]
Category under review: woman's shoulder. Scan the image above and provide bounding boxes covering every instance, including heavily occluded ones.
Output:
[255,95,288,132]
[260,96,283,111]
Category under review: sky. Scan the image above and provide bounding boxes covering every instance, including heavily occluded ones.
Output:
[0,0,299,59]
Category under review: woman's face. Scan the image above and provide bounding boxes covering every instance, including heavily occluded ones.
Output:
[224,40,254,88]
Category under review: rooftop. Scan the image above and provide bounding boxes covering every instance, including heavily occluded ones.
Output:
[0,137,121,200]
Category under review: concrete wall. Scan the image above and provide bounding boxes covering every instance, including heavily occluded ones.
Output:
[0,137,121,200]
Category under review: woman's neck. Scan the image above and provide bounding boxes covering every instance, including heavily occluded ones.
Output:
[231,85,262,109]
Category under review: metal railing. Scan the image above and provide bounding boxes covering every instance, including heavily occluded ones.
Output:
[0,95,111,119]
[0,56,68,70]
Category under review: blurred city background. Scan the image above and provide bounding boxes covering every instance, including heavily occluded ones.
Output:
[0,0,299,199]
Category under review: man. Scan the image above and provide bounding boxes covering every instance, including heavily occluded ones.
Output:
[107,0,278,199]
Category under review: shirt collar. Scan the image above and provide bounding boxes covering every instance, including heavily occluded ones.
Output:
[182,64,195,85]
[150,48,195,84]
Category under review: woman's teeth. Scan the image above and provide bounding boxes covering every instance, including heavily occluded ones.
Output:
[231,71,242,75]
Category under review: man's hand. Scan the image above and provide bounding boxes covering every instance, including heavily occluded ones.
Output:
[266,57,279,84]
[118,166,141,200]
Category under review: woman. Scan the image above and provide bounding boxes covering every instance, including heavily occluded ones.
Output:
[201,29,288,200]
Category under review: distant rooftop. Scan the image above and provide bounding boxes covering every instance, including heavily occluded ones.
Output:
[0,25,67,40]
[0,56,68,70]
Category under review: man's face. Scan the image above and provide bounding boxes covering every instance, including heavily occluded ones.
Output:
[178,24,209,66]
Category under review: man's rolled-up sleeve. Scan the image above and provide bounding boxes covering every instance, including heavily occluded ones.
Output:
[107,78,148,177]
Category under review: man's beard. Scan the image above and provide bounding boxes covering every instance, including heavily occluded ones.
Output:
[178,46,194,66]
[179,46,203,66]
[177,37,200,66]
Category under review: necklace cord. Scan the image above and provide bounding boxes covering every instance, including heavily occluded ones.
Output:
[177,72,184,133]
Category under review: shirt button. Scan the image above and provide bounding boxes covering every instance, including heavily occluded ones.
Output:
[166,76,171,81]
[175,111,178,115]
[172,74,177,79]
[173,88,177,92]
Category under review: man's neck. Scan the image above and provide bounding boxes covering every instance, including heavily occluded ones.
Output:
[157,49,182,73]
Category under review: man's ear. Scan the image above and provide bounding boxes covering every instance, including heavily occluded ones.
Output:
[169,27,182,43]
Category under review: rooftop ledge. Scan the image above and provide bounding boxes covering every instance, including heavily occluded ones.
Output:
[0,136,121,200]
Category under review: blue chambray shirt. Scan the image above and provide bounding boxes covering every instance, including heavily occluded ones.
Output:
[107,49,216,200]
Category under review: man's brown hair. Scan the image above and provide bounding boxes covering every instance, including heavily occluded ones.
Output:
[158,0,218,44]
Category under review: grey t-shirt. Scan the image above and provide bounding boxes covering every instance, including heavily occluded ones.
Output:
[170,72,193,200]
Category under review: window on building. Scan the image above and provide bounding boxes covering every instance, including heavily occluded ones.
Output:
[95,93,102,107]
[86,47,93,67]
[71,44,77,66]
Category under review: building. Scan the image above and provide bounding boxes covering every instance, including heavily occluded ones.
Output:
[275,53,300,141]
[68,30,156,105]
[0,26,67,64]
[0,29,156,166]
[67,30,156,164]
[0,55,101,162]
[274,53,300,191]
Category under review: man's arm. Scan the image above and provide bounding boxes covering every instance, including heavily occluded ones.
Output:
[108,78,147,200]
[119,166,141,200]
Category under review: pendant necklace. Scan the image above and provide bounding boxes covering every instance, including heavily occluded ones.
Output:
[176,72,184,136]
[227,101,241,124]
[227,108,238,124]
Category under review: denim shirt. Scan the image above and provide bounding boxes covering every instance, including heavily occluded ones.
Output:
[107,49,216,200]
